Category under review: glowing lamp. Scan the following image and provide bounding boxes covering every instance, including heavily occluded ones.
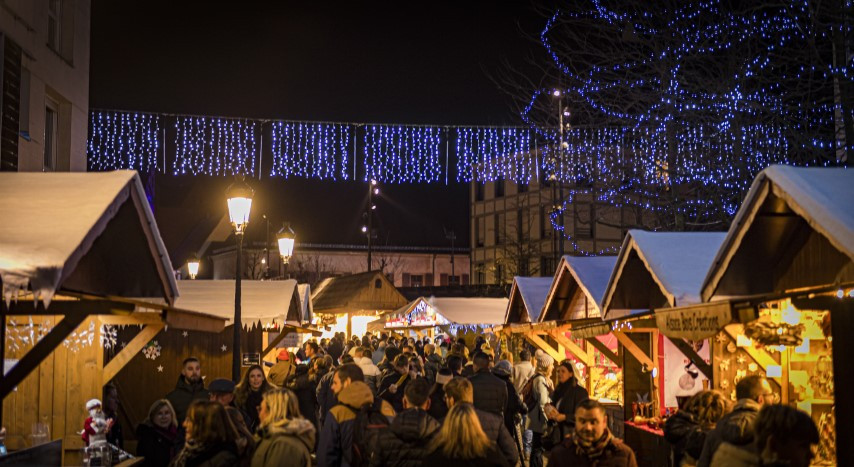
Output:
[226,178,254,235]
[276,223,296,264]
[186,257,200,279]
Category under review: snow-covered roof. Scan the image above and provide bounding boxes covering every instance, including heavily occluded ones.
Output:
[386,296,509,328]
[173,279,301,327]
[539,256,617,322]
[297,284,313,323]
[703,165,854,301]
[603,230,726,319]
[0,171,178,307]
[505,277,552,324]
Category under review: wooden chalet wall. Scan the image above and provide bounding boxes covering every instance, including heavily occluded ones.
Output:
[2,316,104,462]
[621,332,653,420]
[109,323,263,446]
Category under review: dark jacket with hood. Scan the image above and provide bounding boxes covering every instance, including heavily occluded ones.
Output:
[316,370,337,428]
[553,379,589,437]
[664,409,700,467]
[251,418,315,467]
[428,384,449,421]
[287,365,319,429]
[474,407,519,467]
[468,368,508,418]
[317,381,396,467]
[697,398,761,467]
[493,371,527,435]
[165,376,210,424]
[379,371,409,413]
[369,408,441,466]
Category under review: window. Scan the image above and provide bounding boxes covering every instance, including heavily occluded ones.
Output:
[410,275,424,287]
[47,0,62,53]
[475,182,485,201]
[494,264,504,284]
[541,256,557,276]
[476,217,485,247]
[448,275,460,286]
[44,100,58,171]
[519,260,530,276]
[374,278,382,289]
[19,69,30,139]
[475,265,486,285]
[494,179,505,197]
[494,214,501,245]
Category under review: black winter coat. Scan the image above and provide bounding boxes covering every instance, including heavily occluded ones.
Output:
[379,372,409,413]
[664,410,699,467]
[493,372,527,435]
[423,445,510,467]
[315,370,337,428]
[287,366,319,430]
[474,407,519,467]
[469,369,508,419]
[136,423,180,467]
[553,381,589,436]
[697,398,761,467]
[370,408,440,467]
[165,376,210,424]
[428,385,448,422]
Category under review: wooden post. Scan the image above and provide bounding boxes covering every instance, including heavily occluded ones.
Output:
[346,312,352,339]
[586,337,621,366]
[526,334,563,362]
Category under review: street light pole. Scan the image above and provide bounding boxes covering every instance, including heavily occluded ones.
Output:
[366,180,378,271]
[445,230,456,281]
[226,177,253,382]
[233,234,243,379]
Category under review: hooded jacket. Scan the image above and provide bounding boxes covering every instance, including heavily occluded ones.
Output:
[268,359,297,387]
[165,376,210,424]
[664,409,699,467]
[697,399,761,467]
[287,366,320,429]
[317,381,396,467]
[356,357,382,394]
[251,418,316,467]
[475,407,520,466]
[469,368,509,419]
[369,408,441,467]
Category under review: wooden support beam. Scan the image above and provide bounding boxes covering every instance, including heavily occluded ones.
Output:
[1,299,134,316]
[102,322,164,385]
[613,331,655,370]
[99,312,164,326]
[585,337,621,366]
[668,337,714,382]
[1,312,91,398]
[526,334,563,363]
[261,329,294,359]
[549,331,592,366]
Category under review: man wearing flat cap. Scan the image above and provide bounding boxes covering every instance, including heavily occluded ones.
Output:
[209,378,256,460]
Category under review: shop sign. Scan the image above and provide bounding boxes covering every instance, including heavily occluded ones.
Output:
[655,302,732,340]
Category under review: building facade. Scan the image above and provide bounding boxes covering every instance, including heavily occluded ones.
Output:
[208,242,471,289]
[470,176,634,284]
[0,0,90,172]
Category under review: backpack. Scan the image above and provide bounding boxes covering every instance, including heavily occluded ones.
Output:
[346,398,390,467]
[520,373,544,409]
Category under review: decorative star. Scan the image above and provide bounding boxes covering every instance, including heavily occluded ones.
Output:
[164,325,168,332]
[157,365,164,372]
[182,331,188,337]
[121,341,127,348]
[221,344,227,352]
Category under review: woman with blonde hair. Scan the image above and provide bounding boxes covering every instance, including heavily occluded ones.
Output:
[170,400,240,467]
[136,399,180,467]
[234,364,274,432]
[424,403,509,466]
[251,388,315,467]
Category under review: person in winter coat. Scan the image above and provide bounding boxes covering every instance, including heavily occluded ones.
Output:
[512,350,536,394]
[268,350,297,387]
[286,363,320,431]
[423,402,509,467]
[548,399,638,467]
[378,346,402,376]
[370,378,441,466]
[697,376,774,467]
[428,369,452,421]
[317,364,396,467]
[169,400,241,467]
[235,365,274,433]
[166,357,210,425]
[423,344,443,381]
[526,351,554,467]
[710,404,818,467]
[664,390,729,466]
[443,377,519,466]
[208,378,256,466]
[251,388,315,467]
[356,350,382,394]
[136,399,181,467]
[315,355,338,428]
[546,360,589,439]
[379,354,412,412]
[468,352,508,419]
[491,360,527,437]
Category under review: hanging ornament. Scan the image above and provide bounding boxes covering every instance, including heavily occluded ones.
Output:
[142,340,162,360]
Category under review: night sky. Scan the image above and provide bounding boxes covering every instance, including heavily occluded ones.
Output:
[89,1,545,253]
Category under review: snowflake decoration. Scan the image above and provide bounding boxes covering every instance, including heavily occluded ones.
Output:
[142,340,162,360]
[721,379,729,390]
[100,325,118,350]
[5,316,52,352]
[64,321,96,353]
[719,358,730,371]
[221,344,227,352]
[715,333,728,344]
[736,355,747,365]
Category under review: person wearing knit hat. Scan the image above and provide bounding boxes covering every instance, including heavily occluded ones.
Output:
[268,349,296,386]
[528,349,555,467]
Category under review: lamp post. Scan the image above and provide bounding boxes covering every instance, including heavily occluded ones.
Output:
[445,229,456,283]
[364,180,379,271]
[226,177,253,381]
[277,223,295,278]
[186,256,200,280]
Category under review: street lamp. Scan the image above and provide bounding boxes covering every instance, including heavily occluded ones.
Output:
[186,256,200,280]
[277,223,296,267]
[226,177,253,381]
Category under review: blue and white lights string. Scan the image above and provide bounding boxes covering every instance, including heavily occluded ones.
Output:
[269,122,352,180]
[456,128,535,182]
[87,111,161,172]
[172,116,258,177]
[362,125,443,183]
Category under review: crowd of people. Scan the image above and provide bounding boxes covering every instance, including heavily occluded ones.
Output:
[107,332,820,467]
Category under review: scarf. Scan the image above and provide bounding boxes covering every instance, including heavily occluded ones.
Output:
[572,428,612,460]
[170,438,208,467]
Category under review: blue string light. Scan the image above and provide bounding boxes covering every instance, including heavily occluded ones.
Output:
[362,125,442,183]
[172,116,257,176]
[269,122,352,180]
[456,128,534,182]
[87,111,161,172]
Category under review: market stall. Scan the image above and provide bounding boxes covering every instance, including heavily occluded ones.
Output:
[382,296,508,346]
[681,164,852,466]
[311,270,408,338]
[600,230,726,467]
[0,171,226,464]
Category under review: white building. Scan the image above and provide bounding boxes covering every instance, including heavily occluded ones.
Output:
[0,0,90,172]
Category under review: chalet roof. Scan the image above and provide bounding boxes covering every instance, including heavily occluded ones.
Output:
[505,277,552,324]
[172,279,302,326]
[312,270,407,314]
[602,230,726,319]
[703,165,854,301]
[0,171,177,307]
[384,296,509,329]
